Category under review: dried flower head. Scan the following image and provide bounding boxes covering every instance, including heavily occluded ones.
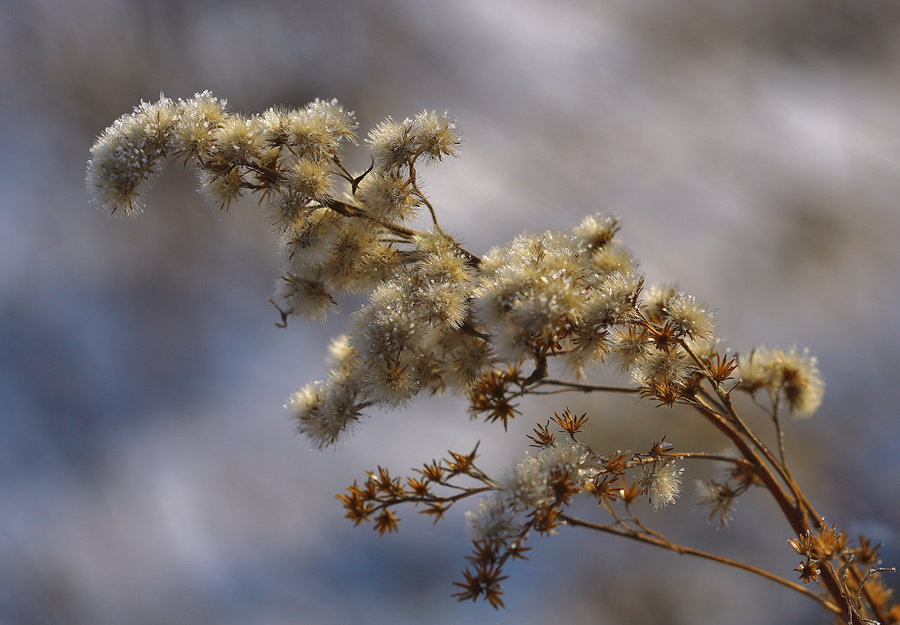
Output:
[662,292,716,341]
[89,94,891,620]
[736,346,825,418]
[465,494,522,544]
[695,479,737,526]
[474,232,586,361]
[86,96,179,215]
[500,437,598,511]
[639,460,684,510]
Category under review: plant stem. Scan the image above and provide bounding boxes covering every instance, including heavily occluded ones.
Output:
[561,513,840,615]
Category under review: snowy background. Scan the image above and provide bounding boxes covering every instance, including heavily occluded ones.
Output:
[1,1,898,623]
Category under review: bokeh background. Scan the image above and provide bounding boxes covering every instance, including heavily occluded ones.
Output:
[1,1,898,623]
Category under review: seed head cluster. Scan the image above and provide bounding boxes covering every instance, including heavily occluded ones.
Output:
[86,95,885,620]
[88,93,828,446]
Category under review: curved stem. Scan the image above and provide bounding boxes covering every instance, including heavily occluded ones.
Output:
[692,397,850,615]
[322,197,419,238]
[675,452,755,470]
[561,513,840,615]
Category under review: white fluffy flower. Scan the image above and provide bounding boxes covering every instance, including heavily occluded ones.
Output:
[465,494,522,544]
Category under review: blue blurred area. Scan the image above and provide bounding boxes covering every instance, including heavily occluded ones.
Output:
[1,1,898,623]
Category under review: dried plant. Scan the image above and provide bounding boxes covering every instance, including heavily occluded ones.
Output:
[87,93,896,623]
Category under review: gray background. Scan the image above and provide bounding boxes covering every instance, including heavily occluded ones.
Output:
[1,1,898,623]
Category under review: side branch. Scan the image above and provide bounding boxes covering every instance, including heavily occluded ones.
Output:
[561,513,840,615]
[530,379,639,394]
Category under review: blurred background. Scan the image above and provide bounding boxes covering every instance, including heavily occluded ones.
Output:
[1,0,898,623]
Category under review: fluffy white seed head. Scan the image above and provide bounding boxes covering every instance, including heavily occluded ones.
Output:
[465,494,523,544]
[609,326,651,373]
[209,114,265,167]
[583,270,643,327]
[695,479,736,526]
[264,99,356,162]
[279,208,341,271]
[736,346,824,418]
[319,221,386,293]
[86,96,179,215]
[288,372,367,450]
[275,273,337,321]
[172,90,228,160]
[639,460,684,510]
[501,438,598,511]
[407,232,475,333]
[367,116,417,170]
[573,213,620,252]
[424,329,494,392]
[643,283,679,322]
[283,158,334,203]
[367,110,460,171]
[410,110,460,164]
[590,243,637,275]
[326,334,355,371]
[356,170,419,223]
[663,292,716,341]
[474,232,587,361]
[630,345,694,388]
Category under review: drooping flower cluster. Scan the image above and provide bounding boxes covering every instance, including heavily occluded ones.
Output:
[87,93,828,448]
[89,95,900,622]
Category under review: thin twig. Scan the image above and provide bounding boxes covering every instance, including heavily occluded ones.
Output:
[530,379,640,394]
[561,513,840,615]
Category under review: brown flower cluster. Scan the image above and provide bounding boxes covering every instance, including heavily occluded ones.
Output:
[335,445,491,534]
[790,520,898,624]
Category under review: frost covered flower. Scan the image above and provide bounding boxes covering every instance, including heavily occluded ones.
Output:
[639,460,684,510]
[279,208,341,270]
[396,231,476,333]
[466,494,522,544]
[209,114,266,167]
[474,232,587,361]
[356,170,419,223]
[410,110,461,164]
[582,270,643,327]
[662,292,716,341]
[351,281,426,406]
[288,338,369,449]
[609,326,651,372]
[736,346,824,418]
[735,347,780,393]
[367,116,417,170]
[572,213,620,252]
[630,345,695,389]
[501,438,598,511]
[367,110,460,171]
[283,158,334,204]
[172,90,228,161]
[275,273,337,322]
[262,99,356,162]
[319,221,391,293]
[287,380,363,450]
[86,96,179,215]
[91,94,882,618]
[777,347,825,418]
[326,334,355,370]
[426,329,494,392]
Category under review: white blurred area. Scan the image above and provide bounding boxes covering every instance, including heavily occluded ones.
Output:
[1,0,898,623]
